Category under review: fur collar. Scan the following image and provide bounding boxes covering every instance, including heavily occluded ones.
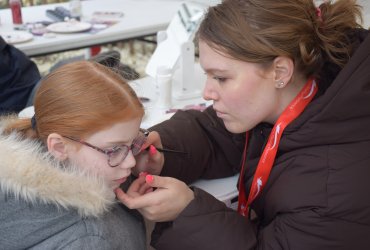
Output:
[0,116,115,217]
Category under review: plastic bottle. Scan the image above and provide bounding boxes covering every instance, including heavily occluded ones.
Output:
[69,0,82,20]
[156,66,172,109]
[9,0,23,26]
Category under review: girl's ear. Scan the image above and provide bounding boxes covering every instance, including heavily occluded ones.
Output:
[47,133,68,160]
[272,56,294,88]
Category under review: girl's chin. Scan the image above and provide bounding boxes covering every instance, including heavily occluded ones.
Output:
[111,177,128,189]
[111,183,122,190]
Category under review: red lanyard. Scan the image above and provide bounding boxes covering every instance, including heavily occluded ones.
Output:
[237,78,318,217]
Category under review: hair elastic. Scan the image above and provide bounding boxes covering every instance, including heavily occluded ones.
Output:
[31,115,37,130]
[316,7,323,22]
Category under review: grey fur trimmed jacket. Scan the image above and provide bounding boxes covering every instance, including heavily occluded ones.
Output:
[0,117,146,250]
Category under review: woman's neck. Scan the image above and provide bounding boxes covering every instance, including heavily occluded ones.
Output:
[270,75,308,124]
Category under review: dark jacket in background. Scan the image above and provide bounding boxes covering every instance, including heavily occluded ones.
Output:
[0,36,40,114]
[149,29,370,250]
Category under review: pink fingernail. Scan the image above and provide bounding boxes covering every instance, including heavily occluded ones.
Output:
[146,174,154,184]
[149,145,157,156]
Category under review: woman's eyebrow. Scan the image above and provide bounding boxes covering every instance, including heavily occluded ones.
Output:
[204,68,229,74]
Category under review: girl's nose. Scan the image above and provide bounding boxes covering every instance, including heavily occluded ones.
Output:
[119,150,136,169]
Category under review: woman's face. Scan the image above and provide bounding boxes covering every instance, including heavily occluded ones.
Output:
[199,41,280,133]
[66,118,142,189]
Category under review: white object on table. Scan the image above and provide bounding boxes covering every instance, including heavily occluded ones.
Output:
[46,21,92,33]
[131,63,207,128]
[156,66,173,109]
[145,2,206,100]
[0,31,33,44]
[69,0,82,19]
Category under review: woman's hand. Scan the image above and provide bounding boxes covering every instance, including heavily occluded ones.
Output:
[124,172,154,198]
[115,175,194,222]
[133,131,164,176]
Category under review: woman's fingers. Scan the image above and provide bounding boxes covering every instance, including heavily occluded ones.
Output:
[126,173,146,193]
[117,175,194,222]
[141,131,162,150]
[117,175,169,208]
[133,131,164,176]
[117,188,159,209]
[114,188,131,205]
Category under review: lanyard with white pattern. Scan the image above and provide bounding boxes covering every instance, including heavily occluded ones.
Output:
[238,77,318,217]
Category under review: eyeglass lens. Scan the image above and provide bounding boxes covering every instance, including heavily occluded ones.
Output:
[108,129,148,167]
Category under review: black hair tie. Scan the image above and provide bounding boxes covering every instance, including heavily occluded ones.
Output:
[31,115,37,130]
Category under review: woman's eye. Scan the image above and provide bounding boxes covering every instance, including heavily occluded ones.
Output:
[204,72,228,84]
[213,76,227,83]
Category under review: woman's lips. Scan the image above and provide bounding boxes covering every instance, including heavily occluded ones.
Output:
[215,110,227,118]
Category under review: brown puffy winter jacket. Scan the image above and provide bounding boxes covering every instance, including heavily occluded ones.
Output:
[149,29,370,250]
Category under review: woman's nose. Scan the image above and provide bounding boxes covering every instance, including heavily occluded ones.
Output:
[202,80,218,101]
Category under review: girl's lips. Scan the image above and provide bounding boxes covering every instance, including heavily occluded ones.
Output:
[114,177,127,185]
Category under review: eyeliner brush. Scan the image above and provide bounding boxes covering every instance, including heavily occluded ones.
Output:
[155,147,187,154]
[146,145,187,154]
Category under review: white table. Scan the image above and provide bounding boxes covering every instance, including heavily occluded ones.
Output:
[0,0,183,56]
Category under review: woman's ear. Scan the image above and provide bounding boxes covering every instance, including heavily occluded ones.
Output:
[47,133,68,160]
[272,56,294,88]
